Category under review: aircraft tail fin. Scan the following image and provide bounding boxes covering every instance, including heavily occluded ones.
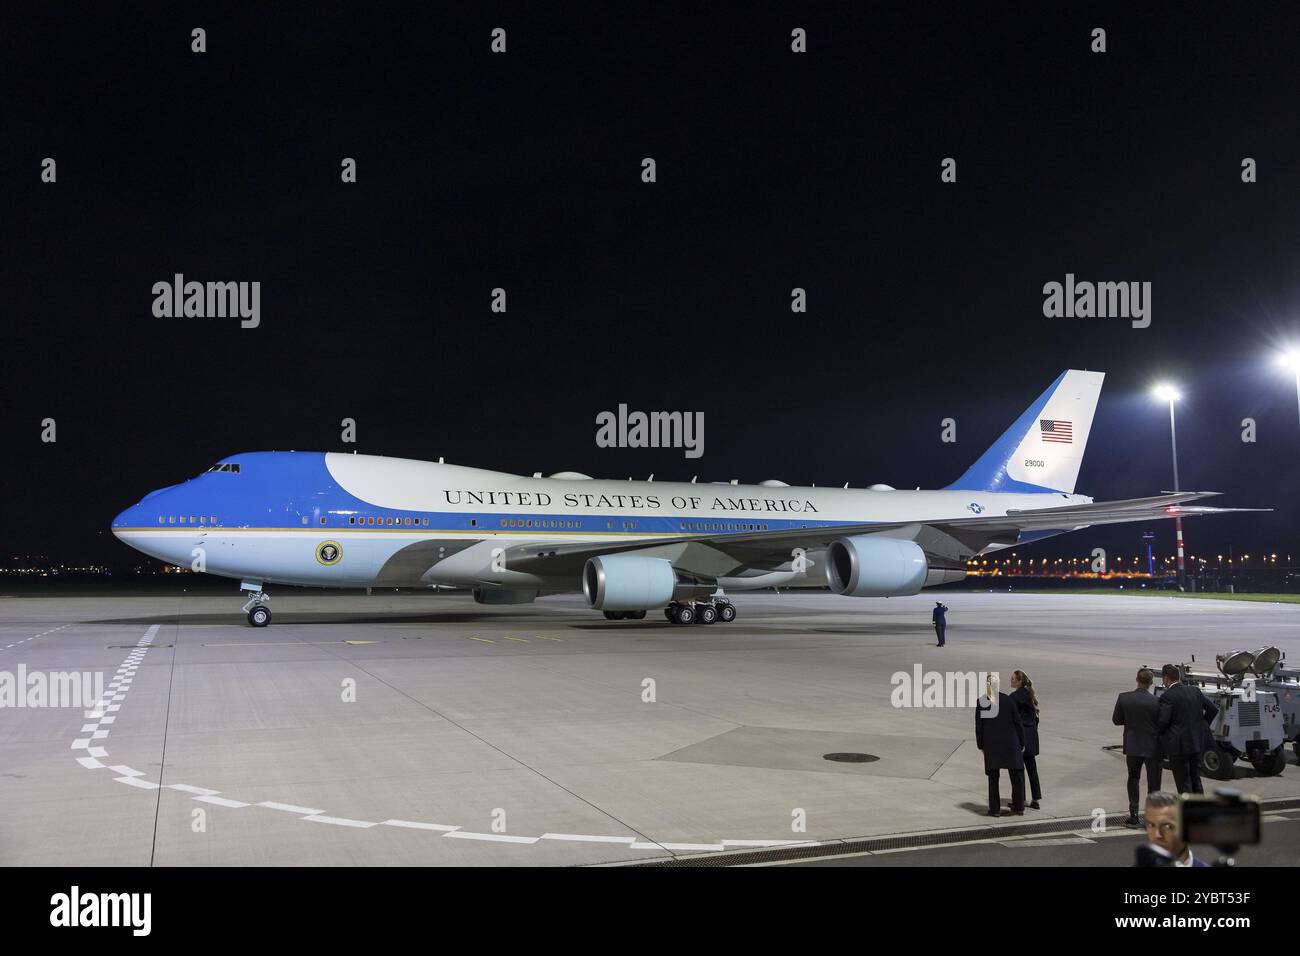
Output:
[946,369,1104,495]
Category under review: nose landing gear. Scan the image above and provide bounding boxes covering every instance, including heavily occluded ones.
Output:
[241,584,271,627]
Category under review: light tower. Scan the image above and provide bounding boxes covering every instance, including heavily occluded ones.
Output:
[1153,384,1186,590]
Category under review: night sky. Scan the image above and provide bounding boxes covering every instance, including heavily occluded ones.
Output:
[3,3,1299,567]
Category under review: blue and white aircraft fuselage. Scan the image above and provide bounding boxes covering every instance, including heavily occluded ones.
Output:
[111,371,1255,626]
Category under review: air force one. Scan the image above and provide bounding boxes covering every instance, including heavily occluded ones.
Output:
[111,370,1260,627]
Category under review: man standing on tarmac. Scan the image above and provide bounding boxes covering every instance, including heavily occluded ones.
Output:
[1156,664,1219,795]
[1113,667,1164,826]
[932,601,948,647]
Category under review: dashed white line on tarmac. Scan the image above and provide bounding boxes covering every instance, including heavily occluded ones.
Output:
[193,795,251,808]
[541,833,636,844]
[303,815,377,828]
[168,784,220,796]
[444,831,540,844]
[381,819,460,832]
[258,801,326,815]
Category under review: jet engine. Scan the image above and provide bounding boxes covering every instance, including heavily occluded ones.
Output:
[825,535,928,597]
[583,554,677,611]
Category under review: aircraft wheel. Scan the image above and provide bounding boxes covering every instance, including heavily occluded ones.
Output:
[717,603,736,623]
[664,607,675,622]
[603,611,623,621]
[1200,744,1235,780]
[673,604,696,626]
[247,605,271,628]
[628,610,647,620]
[697,603,718,625]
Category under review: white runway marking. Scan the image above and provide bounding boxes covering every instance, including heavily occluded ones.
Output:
[445,831,541,844]
[258,801,326,815]
[2,622,73,652]
[541,833,636,844]
[381,819,460,832]
[303,815,377,828]
[193,795,251,808]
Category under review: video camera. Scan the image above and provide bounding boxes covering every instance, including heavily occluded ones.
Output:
[1134,789,1261,867]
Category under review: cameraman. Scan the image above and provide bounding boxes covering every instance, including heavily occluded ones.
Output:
[1141,792,1208,867]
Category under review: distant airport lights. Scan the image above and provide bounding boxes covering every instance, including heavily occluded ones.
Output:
[1151,383,1187,590]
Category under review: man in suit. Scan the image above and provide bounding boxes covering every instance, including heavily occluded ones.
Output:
[1156,664,1220,795]
[1143,791,1209,867]
[975,673,1026,816]
[1113,668,1163,827]
[932,601,948,647]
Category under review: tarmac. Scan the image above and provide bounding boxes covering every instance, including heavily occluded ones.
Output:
[1,588,1296,866]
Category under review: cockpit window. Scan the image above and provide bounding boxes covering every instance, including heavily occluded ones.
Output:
[206,463,241,474]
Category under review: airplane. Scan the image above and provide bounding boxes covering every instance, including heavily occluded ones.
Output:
[111,370,1261,627]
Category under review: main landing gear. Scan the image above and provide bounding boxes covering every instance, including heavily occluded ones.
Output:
[241,587,272,627]
[663,598,736,626]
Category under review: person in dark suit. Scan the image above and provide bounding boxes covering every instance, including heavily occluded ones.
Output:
[1113,668,1164,826]
[1009,670,1041,809]
[932,602,948,647]
[1156,664,1220,795]
[975,673,1026,816]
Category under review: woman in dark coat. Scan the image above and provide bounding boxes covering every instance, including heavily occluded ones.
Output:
[975,674,1026,816]
[1010,670,1041,809]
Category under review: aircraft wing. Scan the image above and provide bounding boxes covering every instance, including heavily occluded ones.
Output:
[502,491,1266,579]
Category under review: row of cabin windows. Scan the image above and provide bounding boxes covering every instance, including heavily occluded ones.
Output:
[160,514,770,532]
[500,518,582,529]
[336,516,430,527]
[682,521,769,531]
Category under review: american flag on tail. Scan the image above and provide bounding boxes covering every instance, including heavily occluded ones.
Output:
[1039,419,1073,444]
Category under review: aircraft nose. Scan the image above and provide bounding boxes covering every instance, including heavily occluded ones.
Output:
[111,503,144,538]
[112,487,171,536]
